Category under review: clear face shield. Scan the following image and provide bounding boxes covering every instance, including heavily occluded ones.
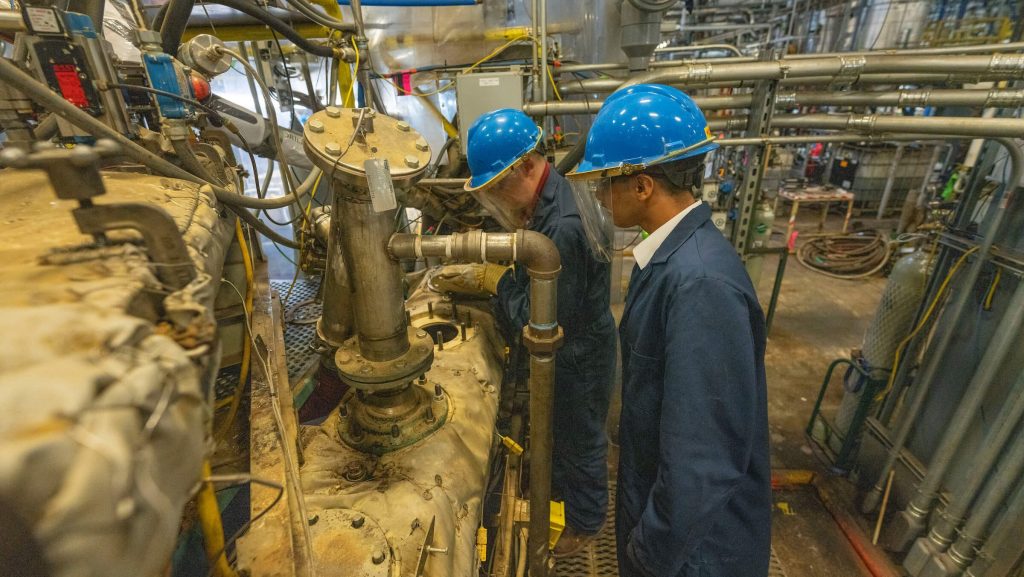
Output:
[570,177,617,263]
[470,168,532,232]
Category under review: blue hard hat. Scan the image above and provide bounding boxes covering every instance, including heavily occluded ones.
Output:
[568,84,718,179]
[465,108,542,191]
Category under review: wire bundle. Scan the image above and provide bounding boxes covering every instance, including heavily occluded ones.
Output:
[796,230,891,279]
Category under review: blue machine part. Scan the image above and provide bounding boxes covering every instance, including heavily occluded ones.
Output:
[143,53,191,119]
[62,12,97,38]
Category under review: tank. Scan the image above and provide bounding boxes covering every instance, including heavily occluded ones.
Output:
[829,248,933,453]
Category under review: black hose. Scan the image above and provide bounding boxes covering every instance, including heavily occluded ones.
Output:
[205,0,337,57]
[229,204,301,249]
[159,0,195,56]
[555,131,586,175]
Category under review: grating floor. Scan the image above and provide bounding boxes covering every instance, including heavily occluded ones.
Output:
[271,277,323,384]
[554,480,788,577]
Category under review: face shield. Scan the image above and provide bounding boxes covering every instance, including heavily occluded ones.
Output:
[570,177,617,263]
[470,168,532,232]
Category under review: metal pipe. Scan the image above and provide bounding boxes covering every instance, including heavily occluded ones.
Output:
[937,402,1024,573]
[861,137,1023,515]
[336,182,409,362]
[769,114,1024,139]
[654,42,743,55]
[885,266,1024,553]
[389,230,561,577]
[318,202,353,348]
[0,9,25,32]
[876,143,905,219]
[418,177,469,187]
[561,53,1024,94]
[526,89,1024,116]
[909,371,1024,565]
[963,473,1024,577]
[539,0,548,101]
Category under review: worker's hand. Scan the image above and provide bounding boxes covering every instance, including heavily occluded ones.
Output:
[432,264,510,297]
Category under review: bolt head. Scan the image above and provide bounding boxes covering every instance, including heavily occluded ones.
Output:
[372,549,386,564]
[415,138,429,152]
[396,121,411,132]
[325,142,343,156]
[405,155,420,168]
[351,514,365,528]
[325,106,341,118]
[417,330,427,338]
[308,119,325,133]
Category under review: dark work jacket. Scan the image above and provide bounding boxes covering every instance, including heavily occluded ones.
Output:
[617,202,771,577]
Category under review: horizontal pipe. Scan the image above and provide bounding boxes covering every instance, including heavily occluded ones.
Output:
[0,9,25,31]
[418,177,468,187]
[336,0,475,3]
[770,114,1024,138]
[654,43,743,56]
[558,73,1024,94]
[525,89,1024,116]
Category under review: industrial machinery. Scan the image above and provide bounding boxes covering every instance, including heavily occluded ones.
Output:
[3,0,1024,576]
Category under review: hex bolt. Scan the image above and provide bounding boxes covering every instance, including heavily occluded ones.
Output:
[425,405,435,423]
[396,120,411,132]
[405,155,420,168]
[325,106,341,118]
[308,119,325,133]
[419,374,427,385]
[391,424,401,438]
[415,138,429,151]
[308,514,319,525]
[372,549,386,564]
[325,142,343,156]
[351,515,365,528]
[434,383,443,399]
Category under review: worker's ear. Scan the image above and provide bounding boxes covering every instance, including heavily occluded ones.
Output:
[634,174,656,202]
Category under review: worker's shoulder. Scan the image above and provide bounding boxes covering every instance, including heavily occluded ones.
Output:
[666,223,755,296]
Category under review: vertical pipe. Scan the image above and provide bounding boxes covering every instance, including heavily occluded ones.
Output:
[335,182,409,361]
[876,143,905,220]
[531,0,541,103]
[318,203,354,347]
[528,352,555,577]
[963,478,1024,577]
[539,0,548,102]
[862,137,1023,515]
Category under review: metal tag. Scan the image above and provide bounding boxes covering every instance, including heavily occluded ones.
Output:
[365,158,398,213]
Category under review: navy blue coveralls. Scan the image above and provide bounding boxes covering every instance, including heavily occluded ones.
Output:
[616,202,771,577]
[495,166,617,534]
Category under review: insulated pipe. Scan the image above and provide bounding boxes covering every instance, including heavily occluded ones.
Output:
[389,230,561,577]
[862,137,1023,515]
[559,54,1024,94]
[911,371,1024,562]
[317,203,353,348]
[885,268,1024,553]
[655,43,743,55]
[336,0,477,4]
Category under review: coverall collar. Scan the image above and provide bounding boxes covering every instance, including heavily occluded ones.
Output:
[648,202,712,265]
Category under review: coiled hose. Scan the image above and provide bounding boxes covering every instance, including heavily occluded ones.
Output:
[796,230,891,280]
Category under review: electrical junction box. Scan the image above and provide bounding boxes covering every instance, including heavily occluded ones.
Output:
[455,68,523,147]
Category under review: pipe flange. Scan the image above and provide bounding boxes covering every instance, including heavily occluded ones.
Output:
[335,327,435,391]
[336,383,450,455]
[522,325,564,354]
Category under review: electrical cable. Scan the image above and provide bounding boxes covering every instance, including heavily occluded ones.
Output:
[202,474,285,577]
[796,230,892,279]
[280,0,355,33]
[206,0,340,57]
[108,83,225,122]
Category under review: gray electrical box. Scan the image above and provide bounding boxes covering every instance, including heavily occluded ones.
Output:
[455,68,524,146]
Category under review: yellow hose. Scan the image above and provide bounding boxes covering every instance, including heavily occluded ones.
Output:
[198,461,239,577]
[215,222,254,443]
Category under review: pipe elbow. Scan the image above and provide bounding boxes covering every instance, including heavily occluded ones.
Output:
[517,230,560,279]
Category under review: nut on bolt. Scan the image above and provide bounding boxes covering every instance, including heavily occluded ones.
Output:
[372,549,387,564]
[325,106,341,118]
[325,142,343,156]
[308,119,325,133]
[351,514,365,528]
[404,155,420,168]
[396,121,411,132]
[415,138,429,152]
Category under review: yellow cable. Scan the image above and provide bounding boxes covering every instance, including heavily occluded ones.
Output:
[215,222,254,443]
[197,461,240,577]
[984,267,1002,310]
[874,246,981,402]
[347,37,359,107]
[546,63,562,101]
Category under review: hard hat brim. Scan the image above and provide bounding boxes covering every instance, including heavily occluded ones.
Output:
[567,137,718,180]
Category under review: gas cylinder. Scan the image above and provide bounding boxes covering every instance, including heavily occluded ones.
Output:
[744,201,776,289]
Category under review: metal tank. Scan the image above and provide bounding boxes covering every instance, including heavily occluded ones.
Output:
[829,248,933,453]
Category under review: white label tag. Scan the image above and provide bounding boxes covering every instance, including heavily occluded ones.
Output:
[479,77,501,87]
[26,7,62,34]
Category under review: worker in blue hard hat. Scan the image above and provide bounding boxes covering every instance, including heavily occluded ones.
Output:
[567,84,771,577]
[433,108,617,557]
